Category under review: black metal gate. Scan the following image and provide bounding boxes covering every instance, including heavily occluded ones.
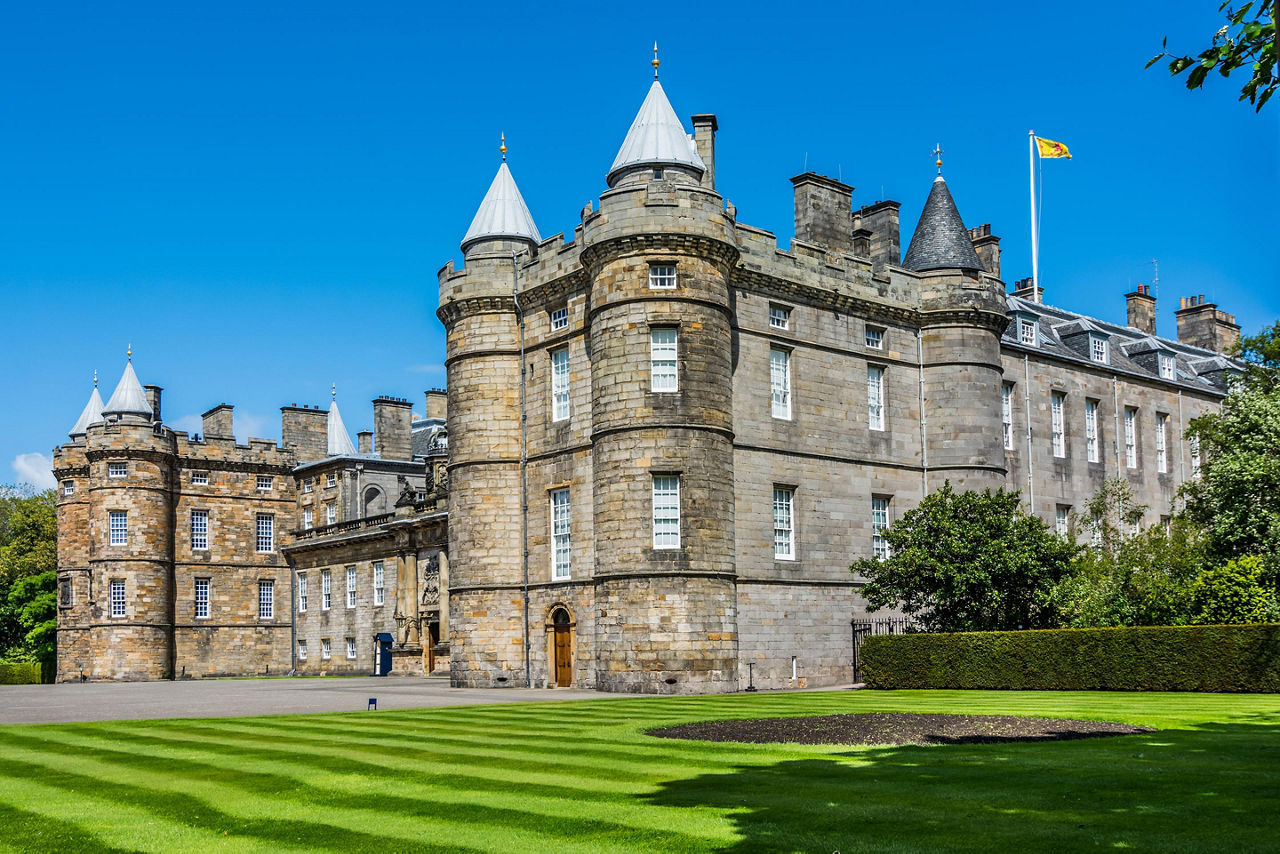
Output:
[852,617,921,683]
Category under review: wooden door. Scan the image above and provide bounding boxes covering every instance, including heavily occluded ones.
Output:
[553,610,572,687]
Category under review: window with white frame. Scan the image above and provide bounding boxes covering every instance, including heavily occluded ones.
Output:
[773,487,794,560]
[648,265,677,290]
[298,640,307,661]
[321,638,331,660]
[256,514,274,553]
[1056,506,1071,537]
[550,306,569,331]
[321,569,331,610]
[770,347,791,420]
[550,488,571,579]
[346,637,357,659]
[373,561,384,606]
[1019,318,1037,346]
[191,510,209,551]
[1124,407,1138,468]
[867,366,885,431]
[258,580,274,619]
[192,471,209,485]
[298,573,308,612]
[256,475,272,492]
[109,511,127,546]
[650,328,678,392]
[326,473,336,488]
[63,480,74,496]
[652,475,681,549]
[1156,413,1168,473]
[1190,436,1201,476]
[108,462,127,479]
[1002,383,1014,450]
[769,305,790,330]
[194,578,210,619]
[325,503,336,526]
[346,566,356,608]
[1085,400,1100,463]
[1051,391,1066,458]
[551,347,570,422]
[302,477,313,493]
[1091,335,1109,364]
[303,507,313,530]
[865,326,884,349]
[1159,353,1176,380]
[110,580,126,618]
[871,497,890,560]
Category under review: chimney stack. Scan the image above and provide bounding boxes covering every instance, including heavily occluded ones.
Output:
[1126,284,1157,335]
[373,396,413,460]
[968,224,1001,279]
[357,430,373,455]
[690,114,717,190]
[852,201,902,270]
[202,404,234,439]
[280,405,327,461]
[791,172,854,253]
[1176,295,1240,353]
[1010,278,1043,304]
[144,385,163,424]
[425,389,447,422]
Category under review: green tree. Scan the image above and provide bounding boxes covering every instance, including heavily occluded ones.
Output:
[8,571,56,665]
[1148,1,1278,111]
[1189,555,1279,623]
[853,483,1080,632]
[0,488,57,662]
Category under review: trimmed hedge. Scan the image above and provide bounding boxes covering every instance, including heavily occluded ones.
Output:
[861,623,1280,692]
[0,662,42,685]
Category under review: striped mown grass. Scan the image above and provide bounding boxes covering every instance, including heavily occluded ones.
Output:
[0,689,1277,852]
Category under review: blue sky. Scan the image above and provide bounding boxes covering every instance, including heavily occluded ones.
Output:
[2,1,1276,488]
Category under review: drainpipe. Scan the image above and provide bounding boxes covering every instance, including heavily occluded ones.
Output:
[513,250,531,689]
[1023,355,1034,514]
[1112,378,1121,468]
[288,556,297,676]
[1177,390,1185,486]
[917,329,927,498]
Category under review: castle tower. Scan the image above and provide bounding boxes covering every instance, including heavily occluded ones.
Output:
[439,143,542,687]
[581,69,741,693]
[904,171,1008,493]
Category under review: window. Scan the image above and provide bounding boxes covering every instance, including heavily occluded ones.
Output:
[1159,353,1176,380]
[867,366,885,431]
[256,514,274,553]
[770,347,791,420]
[191,510,209,551]
[1091,513,1103,548]
[871,498,890,560]
[303,508,313,530]
[109,511,127,546]
[325,503,336,526]
[769,305,791,330]
[1156,413,1168,473]
[346,637,357,660]
[550,306,569,331]
[373,561,384,606]
[256,475,273,492]
[59,578,72,608]
[648,265,676,290]
[194,578,210,619]
[1085,400,1100,463]
[321,638,332,660]
[321,569,331,610]
[550,488,571,579]
[63,480,74,496]
[298,573,308,612]
[110,580,126,618]
[1051,391,1066,458]
[303,478,313,493]
[653,168,664,180]
[773,487,794,560]
[346,566,357,608]
[865,326,884,349]
[551,347,570,422]
[1056,506,1071,537]
[326,473,336,488]
[652,475,681,549]
[192,471,209,485]
[1124,408,1138,468]
[1019,318,1037,346]
[258,580,274,619]
[1091,335,1109,364]
[1190,436,1201,476]
[650,328,678,392]
[108,462,127,479]
[1002,384,1014,450]
[298,640,307,661]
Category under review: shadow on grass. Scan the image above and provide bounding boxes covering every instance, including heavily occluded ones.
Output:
[643,720,1280,853]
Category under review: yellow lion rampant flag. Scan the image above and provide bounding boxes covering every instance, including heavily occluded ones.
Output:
[1035,136,1072,159]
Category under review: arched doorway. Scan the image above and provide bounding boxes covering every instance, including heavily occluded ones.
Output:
[550,607,573,688]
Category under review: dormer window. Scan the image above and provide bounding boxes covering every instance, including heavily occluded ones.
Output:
[1019,318,1038,346]
[648,265,677,290]
[1090,335,1109,364]
[1159,353,1175,379]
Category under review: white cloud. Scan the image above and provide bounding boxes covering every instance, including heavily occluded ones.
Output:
[12,453,56,490]
[168,414,203,435]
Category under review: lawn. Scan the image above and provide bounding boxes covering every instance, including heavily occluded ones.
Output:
[0,689,1276,852]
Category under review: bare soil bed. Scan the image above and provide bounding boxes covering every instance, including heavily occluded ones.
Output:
[647,712,1155,746]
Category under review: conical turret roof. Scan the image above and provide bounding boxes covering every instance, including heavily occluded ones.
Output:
[327,399,356,456]
[461,161,541,252]
[607,80,705,186]
[103,359,153,418]
[69,385,105,437]
[902,176,983,273]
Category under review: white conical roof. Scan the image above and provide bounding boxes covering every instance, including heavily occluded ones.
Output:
[460,161,541,252]
[607,80,705,186]
[327,399,356,456]
[69,386,105,436]
[103,360,152,417]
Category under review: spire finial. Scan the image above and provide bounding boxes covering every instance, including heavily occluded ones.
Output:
[933,143,944,175]
[93,369,98,387]
[652,41,660,78]
[500,131,507,162]
[127,343,133,360]
[331,382,337,400]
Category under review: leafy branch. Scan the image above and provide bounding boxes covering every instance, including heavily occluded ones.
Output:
[1148,1,1277,111]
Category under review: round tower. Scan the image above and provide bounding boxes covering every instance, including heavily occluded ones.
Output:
[582,74,741,693]
[441,146,541,687]
[904,173,1008,493]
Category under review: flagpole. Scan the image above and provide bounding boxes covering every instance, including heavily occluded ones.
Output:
[1028,130,1039,302]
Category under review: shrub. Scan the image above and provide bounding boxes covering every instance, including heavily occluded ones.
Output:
[0,661,41,685]
[1189,556,1279,625]
[861,624,1280,692]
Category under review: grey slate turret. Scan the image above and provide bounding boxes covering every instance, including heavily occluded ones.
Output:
[902,176,983,272]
